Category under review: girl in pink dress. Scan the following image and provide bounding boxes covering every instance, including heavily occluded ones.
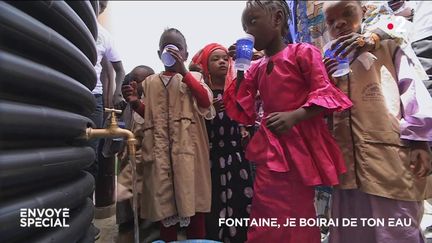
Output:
[224,1,352,242]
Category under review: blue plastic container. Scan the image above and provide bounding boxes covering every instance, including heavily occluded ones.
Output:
[235,34,255,71]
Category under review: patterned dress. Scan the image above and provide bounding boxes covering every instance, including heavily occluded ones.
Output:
[205,90,253,243]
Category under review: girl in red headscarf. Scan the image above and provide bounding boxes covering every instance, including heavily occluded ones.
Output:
[190,43,253,243]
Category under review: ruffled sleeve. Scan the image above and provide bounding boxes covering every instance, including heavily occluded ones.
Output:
[296,44,353,112]
[223,62,260,125]
[394,47,432,141]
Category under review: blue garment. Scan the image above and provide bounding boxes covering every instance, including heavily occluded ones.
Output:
[296,0,312,43]
[286,0,297,43]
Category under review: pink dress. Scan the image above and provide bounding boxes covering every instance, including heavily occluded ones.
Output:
[224,43,352,242]
[225,43,351,186]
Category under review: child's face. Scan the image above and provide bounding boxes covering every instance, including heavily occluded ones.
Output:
[158,31,188,61]
[208,49,229,79]
[323,1,363,39]
[241,5,279,51]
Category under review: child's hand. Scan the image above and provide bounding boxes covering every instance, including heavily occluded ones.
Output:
[410,142,432,178]
[213,98,225,113]
[323,58,338,85]
[240,126,249,138]
[117,183,133,202]
[323,57,338,78]
[166,48,188,76]
[330,32,375,60]
[240,126,250,147]
[121,81,139,103]
[266,111,300,135]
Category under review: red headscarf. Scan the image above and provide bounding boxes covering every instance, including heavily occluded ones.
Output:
[190,43,235,91]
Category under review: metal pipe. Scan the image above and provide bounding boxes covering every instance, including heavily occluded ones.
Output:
[84,126,135,140]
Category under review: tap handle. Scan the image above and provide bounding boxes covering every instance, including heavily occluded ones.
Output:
[104,108,122,125]
[104,108,122,115]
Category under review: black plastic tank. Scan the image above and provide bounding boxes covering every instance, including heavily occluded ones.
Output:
[0,1,98,242]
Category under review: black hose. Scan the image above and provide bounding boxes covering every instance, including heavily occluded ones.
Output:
[5,0,97,65]
[66,0,98,40]
[0,172,94,243]
[31,199,94,243]
[0,139,85,151]
[0,1,101,242]
[76,226,94,243]
[89,0,99,17]
[0,1,96,90]
[0,51,96,116]
[1,174,80,200]
[0,147,95,188]
[0,100,94,140]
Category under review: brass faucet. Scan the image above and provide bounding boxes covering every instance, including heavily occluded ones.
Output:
[83,108,139,243]
[84,108,136,156]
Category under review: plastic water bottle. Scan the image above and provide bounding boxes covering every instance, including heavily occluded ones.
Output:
[235,34,255,71]
[161,44,179,67]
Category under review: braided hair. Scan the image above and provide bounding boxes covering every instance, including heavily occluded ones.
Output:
[246,0,291,38]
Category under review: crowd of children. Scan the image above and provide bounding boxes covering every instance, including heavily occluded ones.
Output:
[114,1,432,242]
